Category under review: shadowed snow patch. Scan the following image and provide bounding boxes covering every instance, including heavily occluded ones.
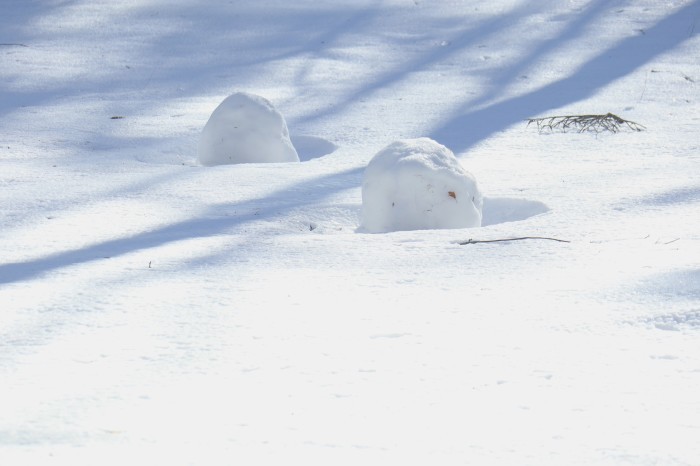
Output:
[135,150,198,166]
[481,197,549,226]
[291,135,338,161]
[638,269,700,301]
[642,309,700,331]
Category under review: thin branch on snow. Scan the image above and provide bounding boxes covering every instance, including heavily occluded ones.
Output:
[526,113,645,133]
[459,236,570,245]
[0,43,29,47]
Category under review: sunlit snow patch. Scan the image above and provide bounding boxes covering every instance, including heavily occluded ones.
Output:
[198,92,299,166]
[360,137,482,233]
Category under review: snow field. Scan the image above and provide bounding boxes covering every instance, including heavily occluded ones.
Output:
[1,1,700,465]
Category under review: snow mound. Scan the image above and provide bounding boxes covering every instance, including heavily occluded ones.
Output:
[198,92,299,166]
[360,138,483,233]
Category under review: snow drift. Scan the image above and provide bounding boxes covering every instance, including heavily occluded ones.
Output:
[360,138,483,232]
[198,92,299,165]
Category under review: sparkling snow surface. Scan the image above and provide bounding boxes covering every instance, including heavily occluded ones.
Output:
[1,1,699,465]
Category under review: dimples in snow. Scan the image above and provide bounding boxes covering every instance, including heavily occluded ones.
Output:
[198,92,299,165]
[361,138,482,232]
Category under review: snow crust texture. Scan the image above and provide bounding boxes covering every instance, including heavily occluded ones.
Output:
[198,92,299,165]
[361,138,482,232]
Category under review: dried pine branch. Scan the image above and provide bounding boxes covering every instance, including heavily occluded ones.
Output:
[526,113,645,133]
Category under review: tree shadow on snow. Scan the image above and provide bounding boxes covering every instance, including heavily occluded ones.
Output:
[2,1,697,286]
[0,166,363,285]
[630,185,700,208]
[429,1,700,154]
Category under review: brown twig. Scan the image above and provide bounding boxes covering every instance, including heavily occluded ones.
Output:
[459,236,570,245]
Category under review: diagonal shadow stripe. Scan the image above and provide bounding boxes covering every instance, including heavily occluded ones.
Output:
[0,166,363,285]
[431,1,700,153]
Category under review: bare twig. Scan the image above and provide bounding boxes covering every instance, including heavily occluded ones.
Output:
[0,43,29,47]
[459,236,570,245]
[526,113,645,133]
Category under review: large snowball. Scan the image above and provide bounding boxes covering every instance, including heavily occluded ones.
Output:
[360,138,482,232]
[198,92,299,166]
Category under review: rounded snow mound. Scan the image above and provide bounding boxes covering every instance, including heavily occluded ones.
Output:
[198,92,299,166]
[360,137,483,233]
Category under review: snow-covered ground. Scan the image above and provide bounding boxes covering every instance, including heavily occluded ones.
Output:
[1,1,699,464]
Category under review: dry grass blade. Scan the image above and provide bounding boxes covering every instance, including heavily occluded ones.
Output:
[526,113,645,133]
